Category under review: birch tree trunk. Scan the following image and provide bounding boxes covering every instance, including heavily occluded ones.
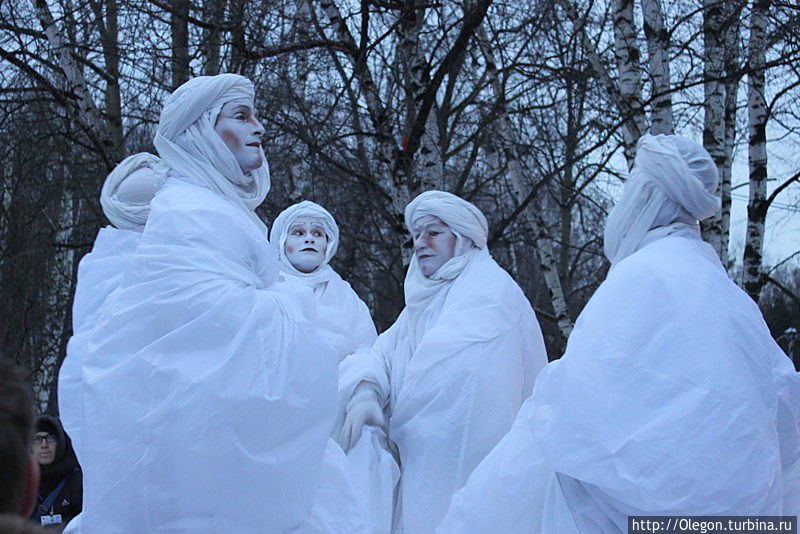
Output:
[286,0,314,203]
[312,0,411,266]
[641,0,674,133]
[743,0,769,302]
[610,0,646,164]
[313,0,489,263]
[560,0,642,167]
[31,0,114,167]
[398,1,442,192]
[45,176,79,413]
[700,0,727,255]
[720,3,743,269]
[476,25,574,343]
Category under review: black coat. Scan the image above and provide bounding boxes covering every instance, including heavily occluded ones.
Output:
[30,416,82,531]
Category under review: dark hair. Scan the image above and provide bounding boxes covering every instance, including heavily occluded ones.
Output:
[0,358,34,514]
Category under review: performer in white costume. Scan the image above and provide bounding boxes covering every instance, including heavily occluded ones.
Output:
[270,200,377,360]
[59,153,166,462]
[339,191,548,533]
[67,74,337,533]
[438,134,800,533]
[270,201,395,534]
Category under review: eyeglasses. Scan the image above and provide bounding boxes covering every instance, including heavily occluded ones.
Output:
[33,434,57,445]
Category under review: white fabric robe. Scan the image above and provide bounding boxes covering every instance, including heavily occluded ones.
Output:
[296,275,386,534]
[59,227,142,462]
[309,271,377,360]
[279,270,377,362]
[70,175,337,533]
[340,249,548,533]
[439,233,800,533]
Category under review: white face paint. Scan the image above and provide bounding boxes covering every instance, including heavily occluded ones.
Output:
[214,98,264,173]
[285,217,329,273]
[412,215,457,277]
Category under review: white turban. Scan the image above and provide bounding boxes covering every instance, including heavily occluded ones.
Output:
[153,74,271,232]
[603,134,720,264]
[269,201,340,286]
[404,190,489,251]
[99,153,168,230]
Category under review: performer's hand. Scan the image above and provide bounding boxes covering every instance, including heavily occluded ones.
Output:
[340,382,385,452]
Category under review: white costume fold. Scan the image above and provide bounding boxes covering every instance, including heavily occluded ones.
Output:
[67,75,337,533]
[270,201,377,359]
[440,233,800,532]
[270,202,389,534]
[59,227,140,461]
[76,177,336,532]
[60,154,167,461]
[438,135,800,533]
[340,191,548,533]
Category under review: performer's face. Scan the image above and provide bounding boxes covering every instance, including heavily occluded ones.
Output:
[285,217,328,273]
[214,98,264,173]
[412,215,457,277]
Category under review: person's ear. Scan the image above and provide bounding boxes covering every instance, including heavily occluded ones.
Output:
[19,454,39,517]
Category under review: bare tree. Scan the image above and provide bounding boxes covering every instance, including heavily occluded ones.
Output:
[641,0,673,133]
[743,0,770,302]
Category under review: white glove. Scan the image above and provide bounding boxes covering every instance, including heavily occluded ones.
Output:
[340,381,385,453]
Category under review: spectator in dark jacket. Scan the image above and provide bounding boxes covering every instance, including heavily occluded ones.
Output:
[30,416,81,531]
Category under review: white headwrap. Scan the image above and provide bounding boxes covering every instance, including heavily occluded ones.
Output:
[603,134,720,265]
[270,201,340,288]
[153,74,271,232]
[99,153,168,230]
[405,190,489,252]
[403,191,489,342]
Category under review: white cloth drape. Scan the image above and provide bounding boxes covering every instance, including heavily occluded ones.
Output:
[340,245,548,533]
[270,201,377,360]
[65,74,335,533]
[439,232,800,533]
[99,154,168,230]
[603,134,720,265]
[69,176,337,533]
[268,202,386,533]
[61,154,169,460]
[59,227,142,462]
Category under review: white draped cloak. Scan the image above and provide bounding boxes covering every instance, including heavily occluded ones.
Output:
[270,201,377,360]
[439,232,800,533]
[59,227,142,461]
[287,270,377,360]
[340,249,548,533]
[72,175,337,533]
[265,201,383,534]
